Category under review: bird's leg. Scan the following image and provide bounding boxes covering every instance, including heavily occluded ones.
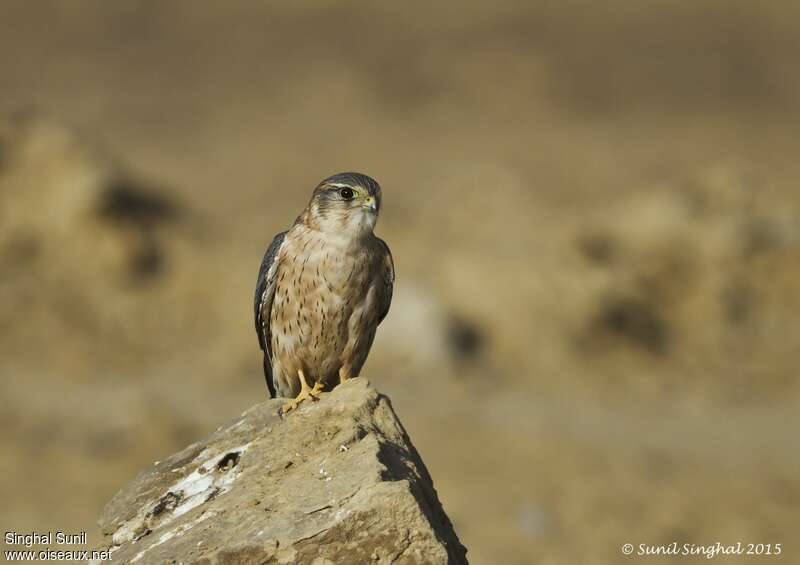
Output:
[282,369,324,413]
[338,367,351,386]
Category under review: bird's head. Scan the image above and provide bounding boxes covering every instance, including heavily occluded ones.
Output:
[304,172,382,239]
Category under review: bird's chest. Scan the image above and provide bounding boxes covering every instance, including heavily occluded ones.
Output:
[270,236,373,353]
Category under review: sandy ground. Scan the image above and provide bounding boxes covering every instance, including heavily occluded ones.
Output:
[1,2,799,564]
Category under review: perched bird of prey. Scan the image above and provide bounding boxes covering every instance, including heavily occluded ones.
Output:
[254,172,394,412]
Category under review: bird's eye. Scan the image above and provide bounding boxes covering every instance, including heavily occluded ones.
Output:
[338,187,355,200]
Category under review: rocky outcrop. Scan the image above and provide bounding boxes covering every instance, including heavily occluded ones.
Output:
[0,113,190,370]
[94,379,467,564]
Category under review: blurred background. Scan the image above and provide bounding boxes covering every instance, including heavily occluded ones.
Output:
[1,1,799,563]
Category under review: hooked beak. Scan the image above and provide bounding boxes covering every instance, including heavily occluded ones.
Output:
[362,196,378,213]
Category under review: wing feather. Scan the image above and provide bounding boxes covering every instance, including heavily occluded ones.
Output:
[375,237,394,325]
[254,231,287,396]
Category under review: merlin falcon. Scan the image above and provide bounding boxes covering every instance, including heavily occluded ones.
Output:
[254,172,394,412]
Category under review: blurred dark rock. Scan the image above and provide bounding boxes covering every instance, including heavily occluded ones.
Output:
[446,315,485,363]
[577,231,618,265]
[99,177,181,228]
[586,295,671,356]
[721,280,756,325]
[127,236,167,281]
[0,113,201,370]
[0,113,182,285]
[94,379,467,565]
[572,170,800,397]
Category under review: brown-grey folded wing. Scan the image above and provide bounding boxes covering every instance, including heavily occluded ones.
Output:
[254,231,287,396]
[375,237,394,325]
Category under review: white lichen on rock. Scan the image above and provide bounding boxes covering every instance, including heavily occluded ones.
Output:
[108,444,251,549]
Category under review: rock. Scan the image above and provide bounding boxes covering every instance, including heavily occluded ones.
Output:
[0,112,182,285]
[94,379,468,564]
[0,112,202,374]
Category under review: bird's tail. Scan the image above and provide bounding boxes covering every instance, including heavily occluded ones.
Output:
[262,354,276,398]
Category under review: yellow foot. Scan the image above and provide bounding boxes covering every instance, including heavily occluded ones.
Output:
[282,370,324,414]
